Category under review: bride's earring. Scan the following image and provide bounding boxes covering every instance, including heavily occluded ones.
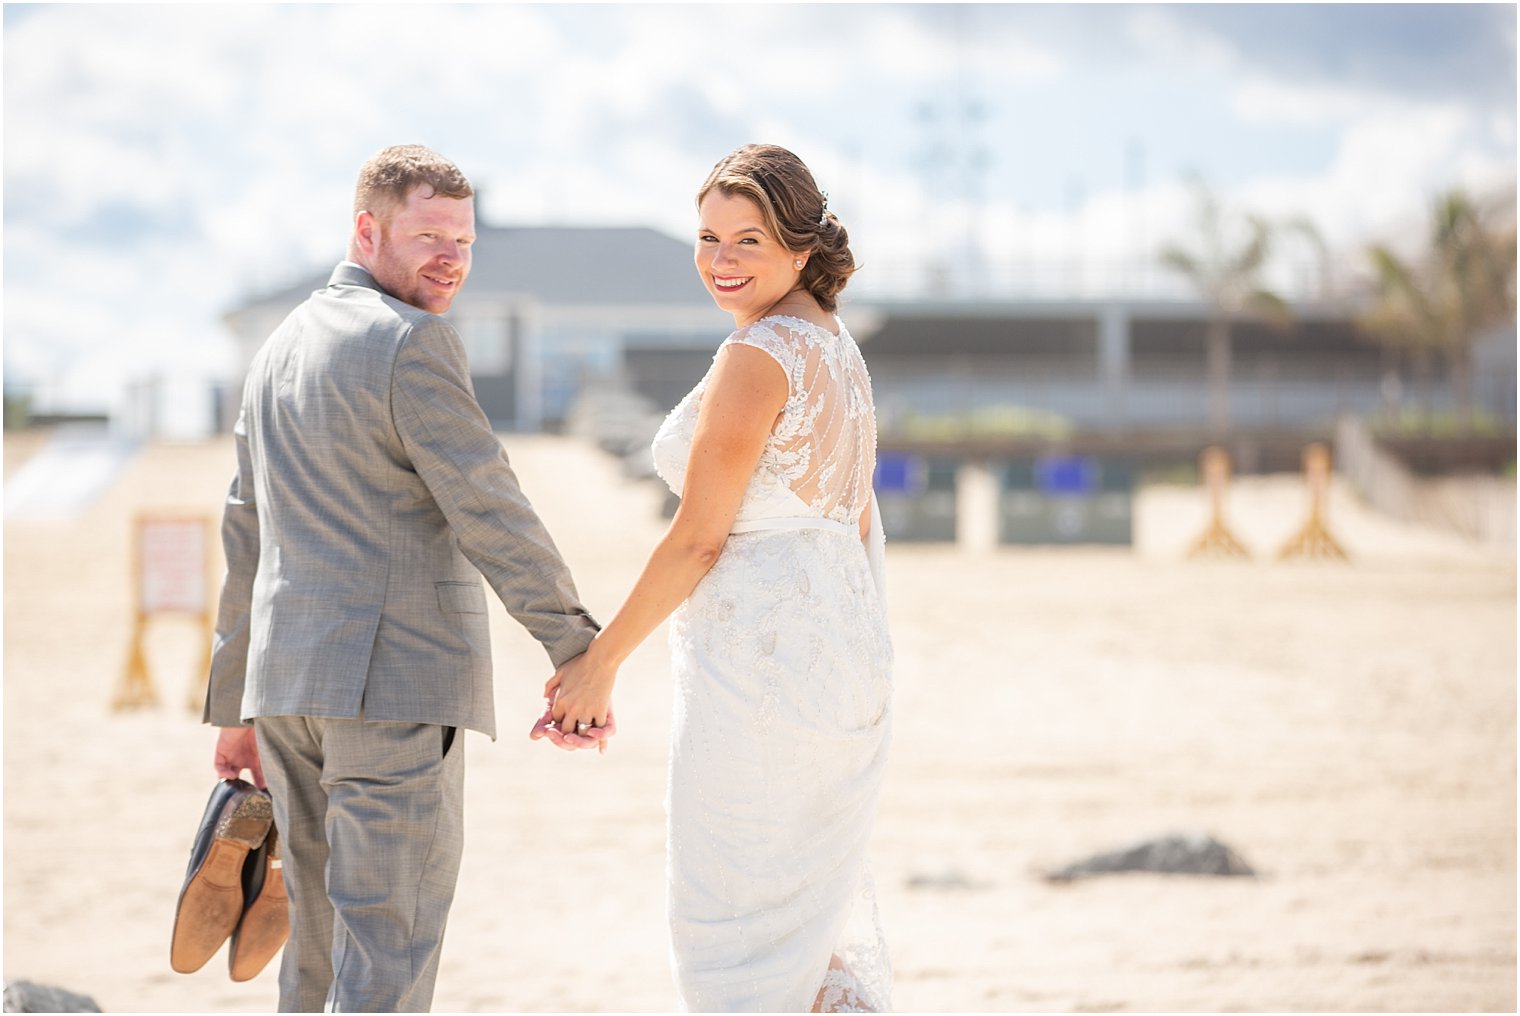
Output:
[794,260,804,270]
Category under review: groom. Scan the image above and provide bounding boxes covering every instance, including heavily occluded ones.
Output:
[205,144,606,1011]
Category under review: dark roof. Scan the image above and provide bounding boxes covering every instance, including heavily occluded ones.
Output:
[469,226,709,306]
[856,299,1373,358]
[226,225,710,320]
[862,313,1097,357]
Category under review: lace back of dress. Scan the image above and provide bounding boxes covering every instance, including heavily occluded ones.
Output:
[758,320,877,526]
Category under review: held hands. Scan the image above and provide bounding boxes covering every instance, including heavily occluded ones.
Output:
[529,695,617,753]
[528,648,619,753]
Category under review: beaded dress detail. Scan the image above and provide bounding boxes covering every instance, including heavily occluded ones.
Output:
[652,315,893,1012]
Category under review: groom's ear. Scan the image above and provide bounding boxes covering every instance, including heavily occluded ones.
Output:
[353,210,380,257]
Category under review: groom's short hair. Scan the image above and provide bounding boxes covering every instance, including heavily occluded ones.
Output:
[354,145,473,221]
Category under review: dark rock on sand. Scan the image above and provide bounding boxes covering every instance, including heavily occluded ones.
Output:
[1044,831,1256,882]
[3,981,102,1013]
[905,868,991,891]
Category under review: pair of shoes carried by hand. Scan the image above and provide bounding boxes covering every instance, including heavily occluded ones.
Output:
[170,778,289,980]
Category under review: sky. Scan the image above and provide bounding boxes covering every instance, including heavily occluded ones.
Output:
[3,2,1515,417]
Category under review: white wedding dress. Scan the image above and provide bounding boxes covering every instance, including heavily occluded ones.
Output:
[651,314,894,1012]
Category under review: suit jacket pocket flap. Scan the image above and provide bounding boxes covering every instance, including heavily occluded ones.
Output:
[435,581,487,615]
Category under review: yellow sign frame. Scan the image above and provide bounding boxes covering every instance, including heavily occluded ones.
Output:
[115,514,214,712]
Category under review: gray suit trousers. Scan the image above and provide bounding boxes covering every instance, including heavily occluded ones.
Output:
[256,716,465,1012]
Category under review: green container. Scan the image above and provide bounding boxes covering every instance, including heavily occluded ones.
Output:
[998,457,1133,545]
[876,455,958,543]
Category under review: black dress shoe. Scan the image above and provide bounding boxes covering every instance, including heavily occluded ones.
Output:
[170,779,272,974]
[229,817,289,981]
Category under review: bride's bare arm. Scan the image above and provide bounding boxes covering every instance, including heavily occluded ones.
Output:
[544,343,788,731]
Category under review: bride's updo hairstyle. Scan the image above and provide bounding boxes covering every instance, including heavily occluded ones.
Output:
[697,144,856,312]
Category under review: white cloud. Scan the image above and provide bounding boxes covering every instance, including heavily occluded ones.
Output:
[857,13,1035,89]
[1124,6,1240,76]
[1231,77,1380,127]
[1322,104,1486,237]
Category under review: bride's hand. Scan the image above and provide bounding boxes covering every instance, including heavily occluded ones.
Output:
[530,691,617,753]
[530,649,619,751]
[547,650,616,725]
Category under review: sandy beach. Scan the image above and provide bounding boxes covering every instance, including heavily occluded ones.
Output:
[3,429,1514,1012]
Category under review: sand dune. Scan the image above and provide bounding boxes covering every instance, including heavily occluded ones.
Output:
[3,432,1514,1012]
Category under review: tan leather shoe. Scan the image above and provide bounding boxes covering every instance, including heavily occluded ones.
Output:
[228,821,290,981]
[170,779,271,974]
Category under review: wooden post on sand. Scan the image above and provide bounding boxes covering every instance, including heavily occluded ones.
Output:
[1187,446,1251,559]
[1278,443,1350,561]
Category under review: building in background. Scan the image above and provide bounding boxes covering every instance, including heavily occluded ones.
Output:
[222,222,1516,546]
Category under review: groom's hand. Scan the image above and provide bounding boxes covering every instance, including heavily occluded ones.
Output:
[529,696,616,754]
[214,725,267,788]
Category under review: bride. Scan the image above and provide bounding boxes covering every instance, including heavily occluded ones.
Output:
[538,143,893,1012]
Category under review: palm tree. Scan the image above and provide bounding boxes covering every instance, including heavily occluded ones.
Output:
[1361,188,1516,426]
[1159,179,1292,436]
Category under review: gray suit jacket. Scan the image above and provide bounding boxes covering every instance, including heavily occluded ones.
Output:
[205,263,598,738]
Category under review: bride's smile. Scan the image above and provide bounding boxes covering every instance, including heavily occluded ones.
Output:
[695,189,808,327]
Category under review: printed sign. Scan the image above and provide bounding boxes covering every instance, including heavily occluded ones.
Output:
[139,517,208,615]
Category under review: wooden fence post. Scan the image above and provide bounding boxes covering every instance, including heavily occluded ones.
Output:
[1278,443,1350,561]
[1187,446,1251,559]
